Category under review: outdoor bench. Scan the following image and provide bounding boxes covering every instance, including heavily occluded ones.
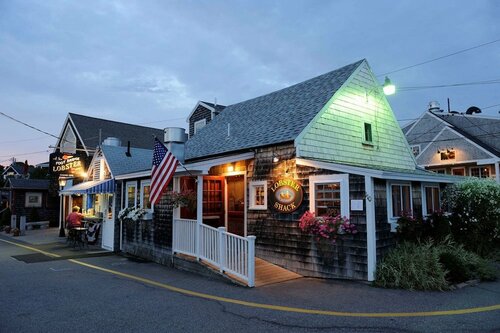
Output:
[26,221,50,230]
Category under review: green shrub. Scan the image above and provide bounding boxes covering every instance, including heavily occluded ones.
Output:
[374,242,449,291]
[438,251,471,283]
[443,179,500,256]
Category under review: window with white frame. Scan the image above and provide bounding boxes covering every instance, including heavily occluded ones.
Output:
[363,122,373,144]
[422,184,440,215]
[388,183,412,218]
[140,180,152,210]
[452,168,465,176]
[249,180,267,210]
[309,174,349,217]
[125,182,137,208]
[25,192,42,208]
[194,119,207,134]
[470,166,490,178]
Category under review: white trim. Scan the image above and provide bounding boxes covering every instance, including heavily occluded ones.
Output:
[185,101,215,123]
[386,181,413,231]
[249,180,267,210]
[309,174,349,218]
[295,158,458,183]
[140,179,152,211]
[194,119,207,135]
[422,158,500,168]
[421,183,440,216]
[184,152,255,174]
[25,192,43,208]
[365,176,376,282]
[125,181,137,208]
[115,170,151,180]
[451,167,466,176]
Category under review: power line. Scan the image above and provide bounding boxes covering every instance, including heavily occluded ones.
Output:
[0,112,60,139]
[378,39,500,77]
[398,79,500,91]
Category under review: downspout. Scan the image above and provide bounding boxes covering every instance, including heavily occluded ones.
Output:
[365,176,377,281]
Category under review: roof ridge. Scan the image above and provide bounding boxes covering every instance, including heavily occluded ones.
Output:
[68,112,164,131]
[225,59,365,110]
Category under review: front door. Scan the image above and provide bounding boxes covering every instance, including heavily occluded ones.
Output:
[101,194,114,251]
[226,175,245,236]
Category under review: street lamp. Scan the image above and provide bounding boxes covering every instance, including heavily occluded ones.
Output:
[58,177,67,237]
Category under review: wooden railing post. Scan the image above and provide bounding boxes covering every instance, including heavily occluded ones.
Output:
[218,227,226,273]
[247,236,256,287]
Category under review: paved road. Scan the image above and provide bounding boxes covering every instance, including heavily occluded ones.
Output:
[1,238,499,333]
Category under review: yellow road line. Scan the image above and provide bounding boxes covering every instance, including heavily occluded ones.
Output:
[3,237,500,318]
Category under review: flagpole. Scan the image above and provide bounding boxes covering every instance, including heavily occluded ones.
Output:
[153,136,197,181]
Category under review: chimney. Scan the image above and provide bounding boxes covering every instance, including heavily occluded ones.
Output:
[164,127,188,163]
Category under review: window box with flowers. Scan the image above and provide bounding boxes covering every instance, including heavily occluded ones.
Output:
[119,207,148,240]
[299,211,358,266]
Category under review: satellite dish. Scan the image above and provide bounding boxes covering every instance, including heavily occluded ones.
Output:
[466,106,482,115]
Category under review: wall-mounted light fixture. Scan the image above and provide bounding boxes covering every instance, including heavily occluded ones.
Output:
[227,163,235,173]
[382,76,396,96]
[273,156,280,163]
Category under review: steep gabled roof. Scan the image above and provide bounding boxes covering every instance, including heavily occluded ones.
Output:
[435,113,500,156]
[67,113,164,151]
[185,59,363,160]
[100,145,153,177]
[6,178,49,190]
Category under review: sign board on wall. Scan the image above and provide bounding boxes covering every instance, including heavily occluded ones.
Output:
[49,152,85,177]
[269,178,303,213]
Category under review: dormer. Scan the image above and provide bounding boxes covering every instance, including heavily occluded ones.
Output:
[186,101,226,138]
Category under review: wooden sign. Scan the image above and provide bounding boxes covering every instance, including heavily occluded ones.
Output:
[49,152,85,176]
[269,178,303,213]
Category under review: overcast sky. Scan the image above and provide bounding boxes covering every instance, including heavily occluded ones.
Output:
[0,0,499,165]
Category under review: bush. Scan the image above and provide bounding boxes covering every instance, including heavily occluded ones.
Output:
[443,179,500,256]
[375,240,498,290]
[374,242,448,290]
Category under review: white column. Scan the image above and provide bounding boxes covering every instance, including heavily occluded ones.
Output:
[365,176,377,282]
[196,175,203,260]
[495,162,500,184]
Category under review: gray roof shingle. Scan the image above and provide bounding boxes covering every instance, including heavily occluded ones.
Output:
[101,145,153,177]
[69,113,164,151]
[6,178,49,190]
[435,113,500,156]
[185,60,364,160]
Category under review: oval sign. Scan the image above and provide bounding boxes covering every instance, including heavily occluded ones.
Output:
[269,178,303,213]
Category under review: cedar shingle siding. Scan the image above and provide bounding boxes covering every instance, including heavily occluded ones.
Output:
[189,105,212,138]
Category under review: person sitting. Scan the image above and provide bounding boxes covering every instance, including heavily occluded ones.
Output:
[66,206,84,229]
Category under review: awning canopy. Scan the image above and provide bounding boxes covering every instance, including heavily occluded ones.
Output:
[60,179,115,195]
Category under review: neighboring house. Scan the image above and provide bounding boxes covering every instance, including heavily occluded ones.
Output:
[158,59,458,284]
[60,143,154,251]
[186,101,226,138]
[2,161,30,180]
[2,178,54,223]
[53,113,165,238]
[403,105,500,183]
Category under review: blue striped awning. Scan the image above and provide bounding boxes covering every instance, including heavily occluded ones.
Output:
[60,179,115,195]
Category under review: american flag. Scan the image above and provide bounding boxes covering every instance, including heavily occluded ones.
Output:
[150,138,178,205]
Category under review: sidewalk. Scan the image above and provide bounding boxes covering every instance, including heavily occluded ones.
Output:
[0,227,112,260]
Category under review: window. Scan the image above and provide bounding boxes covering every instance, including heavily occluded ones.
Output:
[422,184,440,215]
[411,145,420,157]
[389,183,412,218]
[452,168,465,176]
[440,149,455,160]
[125,182,137,208]
[363,122,373,144]
[433,169,446,174]
[194,119,207,134]
[249,181,267,210]
[25,192,42,208]
[309,174,349,217]
[140,180,152,210]
[470,166,490,178]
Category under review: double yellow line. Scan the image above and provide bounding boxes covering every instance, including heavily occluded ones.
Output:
[2,238,499,318]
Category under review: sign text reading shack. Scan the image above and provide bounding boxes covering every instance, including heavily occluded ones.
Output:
[269,178,303,213]
[49,152,85,176]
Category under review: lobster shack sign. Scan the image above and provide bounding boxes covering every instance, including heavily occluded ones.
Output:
[49,152,85,176]
[269,178,303,213]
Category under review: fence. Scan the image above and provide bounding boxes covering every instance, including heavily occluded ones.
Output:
[173,218,256,287]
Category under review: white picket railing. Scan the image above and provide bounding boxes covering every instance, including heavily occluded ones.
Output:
[173,218,256,287]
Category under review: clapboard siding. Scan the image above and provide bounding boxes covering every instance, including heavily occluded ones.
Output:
[297,61,416,171]
[247,144,368,280]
